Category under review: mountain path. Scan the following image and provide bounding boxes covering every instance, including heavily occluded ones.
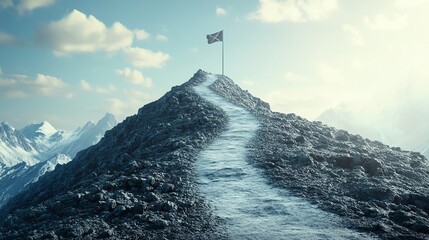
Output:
[194,74,372,240]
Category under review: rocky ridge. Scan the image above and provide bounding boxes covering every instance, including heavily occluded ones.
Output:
[210,75,429,239]
[0,70,228,239]
[0,70,428,239]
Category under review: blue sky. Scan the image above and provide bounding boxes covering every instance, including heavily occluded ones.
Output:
[1,0,429,134]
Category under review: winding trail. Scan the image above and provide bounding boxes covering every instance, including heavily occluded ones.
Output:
[194,74,371,240]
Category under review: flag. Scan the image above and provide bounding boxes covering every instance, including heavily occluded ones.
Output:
[207,30,223,44]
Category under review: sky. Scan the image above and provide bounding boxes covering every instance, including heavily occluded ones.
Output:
[1,0,429,140]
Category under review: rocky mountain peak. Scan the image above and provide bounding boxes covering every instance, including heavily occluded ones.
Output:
[0,70,428,239]
[0,69,228,239]
[0,122,14,131]
[96,113,117,129]
[20,121,57,140]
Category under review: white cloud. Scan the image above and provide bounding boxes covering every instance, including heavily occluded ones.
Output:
[105,98,127,116]
[0,0,12,9]
[0,72,70,98]
[364,14,408,31]
[248,0,338,23]
[342,24,364,46]
[156,34,168,41]
[241,80,255,86]
[0,31,21,46]
[79,79,115,94]
[17,0,54,14]
[284,71,306,82]
[37,9,133,55]
[116,68,152,88]
[104,90,152,120]
[123,47,170,68]
[34,74,68,96]
[134,29,150,41]
[216,7,227,16]
[125,89,152,106]
[95,84,116,94]
[80,80,91,91]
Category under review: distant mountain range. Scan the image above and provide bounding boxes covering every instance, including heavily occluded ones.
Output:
[0,113,117,206]
[317,108,429,159]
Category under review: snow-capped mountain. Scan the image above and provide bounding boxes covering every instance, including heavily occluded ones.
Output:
[0,122,39,167]
[0,154,71,207]
[20,121,58,140]
[52,113,117,158]
[0,113,117,168]
[20,121,60,153]
[0,113,117,206]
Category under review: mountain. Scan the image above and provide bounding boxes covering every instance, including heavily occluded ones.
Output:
[0,114,117,207]
[0,154,71,208]
[0,70,428,239]
[415,141,429,160]
[0,122,39,167]
[53,113,117,158]
[20,121,58,141]
[0,114,117,167]
[317,108,429,159]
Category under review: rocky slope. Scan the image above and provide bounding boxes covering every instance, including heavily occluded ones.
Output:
[210,75,429,239]
[0,70,228,239]
[318,107,429,160]
[0,114,117,207]
[0,70,428,239]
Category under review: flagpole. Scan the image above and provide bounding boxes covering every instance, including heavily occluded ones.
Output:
[222,38,224,76]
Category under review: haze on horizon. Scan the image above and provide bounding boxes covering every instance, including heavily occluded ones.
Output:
[1,0,428,151]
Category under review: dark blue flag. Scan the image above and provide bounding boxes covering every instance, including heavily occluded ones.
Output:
[207,30,223,44]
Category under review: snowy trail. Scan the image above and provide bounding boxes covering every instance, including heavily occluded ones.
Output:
[194,74,371,240]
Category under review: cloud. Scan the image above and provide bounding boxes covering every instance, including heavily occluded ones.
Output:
[283,71,306,82]
[241,80,255,86]
[364,14,408,31]
[105,98,127,116]
[342,24,365,46]
[248,0,338,23]
[34,74,68,96]
[17,0,54,14]
[116,68,152,88]
[123,47,170,68]
[156,34,168,41]
[36,9,133,55]
[80,80,91,91]
[104,90,152,120]
[125,89,152,107]
[0,71,71,98]
[95,84,116,94]
[0,31,22,46]
[216,7,227,16]
[134,29,150,41]
[79,79,115,94]
[0,0,12,9]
